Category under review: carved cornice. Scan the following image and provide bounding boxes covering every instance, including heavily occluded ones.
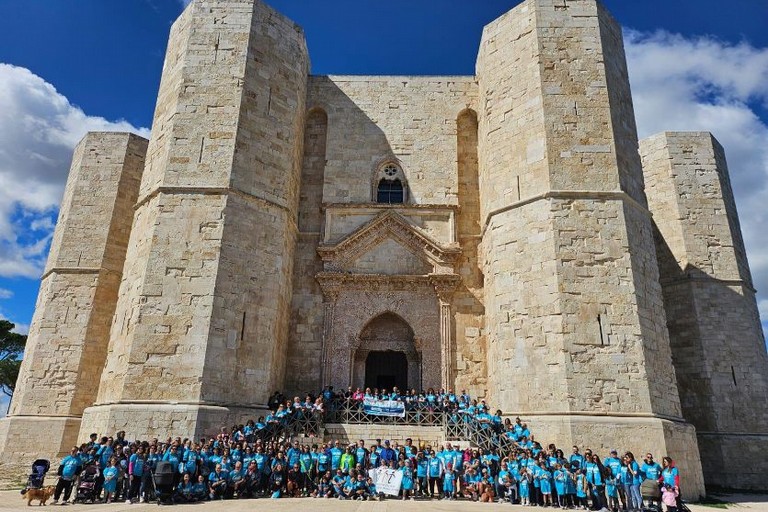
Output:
[317,210,460,273]
[316,272,461,297]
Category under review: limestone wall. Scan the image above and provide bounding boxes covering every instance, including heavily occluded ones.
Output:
[477,0,703,496]
[0,132,146,464]
[307,76,477,205]
[81,0,309,440]
[641,131,768,490]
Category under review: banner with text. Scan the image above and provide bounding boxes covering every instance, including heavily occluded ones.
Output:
[362,397,405,418]
[368,468,403,496]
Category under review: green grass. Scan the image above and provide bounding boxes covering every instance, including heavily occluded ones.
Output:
[698,496,732,509]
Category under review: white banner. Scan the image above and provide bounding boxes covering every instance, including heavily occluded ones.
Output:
[368,467,403,496]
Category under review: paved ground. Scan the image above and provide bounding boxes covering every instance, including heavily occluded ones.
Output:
[1,492,767,512]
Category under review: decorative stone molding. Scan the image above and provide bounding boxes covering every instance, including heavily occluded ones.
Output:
[317,210,460,274]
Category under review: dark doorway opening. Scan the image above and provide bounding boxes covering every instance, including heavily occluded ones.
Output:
[365,351,408,391]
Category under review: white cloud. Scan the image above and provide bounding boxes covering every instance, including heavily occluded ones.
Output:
[625,31,768,331]
[0,64,149,278]
[0,288,12,299]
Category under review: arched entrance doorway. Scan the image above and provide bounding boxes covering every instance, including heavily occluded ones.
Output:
[352,312,420,391]
[365,351,407,391]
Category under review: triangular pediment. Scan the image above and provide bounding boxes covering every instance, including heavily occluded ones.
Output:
[317,211,459,274]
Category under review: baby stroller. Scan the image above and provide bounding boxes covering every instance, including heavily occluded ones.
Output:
[641,479,662,512]
[74,464,100,503]
[153,461,176,505]
[20,459,50,495]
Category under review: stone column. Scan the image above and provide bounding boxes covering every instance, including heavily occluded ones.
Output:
[318,275,342,388]
[431,276,459,391]
[0,132,147,471]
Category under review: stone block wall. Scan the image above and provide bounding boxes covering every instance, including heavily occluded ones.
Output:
[0,132,146,466]
[80,0,308,440]
[641,131,768,490]
[477,0,703,497]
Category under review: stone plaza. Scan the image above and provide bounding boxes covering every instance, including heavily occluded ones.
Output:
[1,0,768,496]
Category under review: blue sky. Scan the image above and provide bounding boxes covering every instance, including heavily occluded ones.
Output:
[0,0,767,343]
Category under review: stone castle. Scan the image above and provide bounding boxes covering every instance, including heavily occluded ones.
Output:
[1,0,767,494]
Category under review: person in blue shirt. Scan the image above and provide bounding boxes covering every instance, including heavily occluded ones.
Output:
[228,461,246,498]
[175,473,196,503]
[575,469,589,509]
[317,446,330,474]
[126,446,146,503]
[538,461,554,506]
[52,447,82,504]
[400,459,415,500]
[427,450,444,497]
[570,446,585,471]
[416,451,429,497]
[102,458,119,503]
[352,472,370,500]
[379,440,397,465]
[355,440,369,468]
[554,463,569,508]
[286,441,301,468]
[519,468,531,506]
[443,462,457,499]
[586,454,607,510]
[496,460,516,503]
[208,464,228,500]
[332,469,348,499]
[624,452,643,511]
[606,472,620,512]
[329,441,344,471]
[642,453,663,510]
[604,449,625,510]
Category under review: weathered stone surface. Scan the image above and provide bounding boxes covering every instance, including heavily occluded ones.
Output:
[641,132,768,490]
[0,131,146,465]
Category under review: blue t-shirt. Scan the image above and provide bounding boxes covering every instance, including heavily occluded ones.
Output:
[662,467,679,487]
[570,453,585,470]
[428,457,443,477]
[356,447,368,465]
[129,454,145,477]
[417,458,428,477]
[60,455,80,480]
[604,457,622,478]
[642,462,662,481]
[330,448,343,470]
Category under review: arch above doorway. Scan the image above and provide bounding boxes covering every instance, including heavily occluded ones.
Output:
[352,312,420,392]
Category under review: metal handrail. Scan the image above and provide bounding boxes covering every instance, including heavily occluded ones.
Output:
[255,400,519,457]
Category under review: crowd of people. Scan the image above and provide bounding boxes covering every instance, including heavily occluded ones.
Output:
[45,387,684,510]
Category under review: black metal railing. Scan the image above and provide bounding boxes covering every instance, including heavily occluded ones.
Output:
[254,400,520,456]
[324,399,445,427]
[248,409,324,443]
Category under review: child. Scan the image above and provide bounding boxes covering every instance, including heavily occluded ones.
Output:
[606,475,620,512]
[554,464,568,508]
[519,469,531,506]
[193,475,208,502]
[314,472,333,499]
[575,469,589,510]
[102,458,119,504]
[443,462,457,499]
[401,459,415,500]
[662,485,679,512]
[539,462,553,506]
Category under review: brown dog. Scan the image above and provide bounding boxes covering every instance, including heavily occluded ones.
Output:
[23,486,55,506]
